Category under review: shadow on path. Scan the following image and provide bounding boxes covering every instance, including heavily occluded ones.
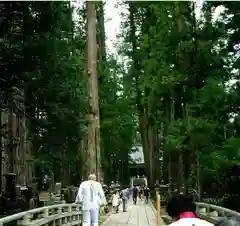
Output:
[102,199,165,226]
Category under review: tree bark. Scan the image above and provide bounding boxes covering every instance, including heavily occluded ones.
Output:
[85,1,101,180]
[96,1,106,181]
[129,2,153,186]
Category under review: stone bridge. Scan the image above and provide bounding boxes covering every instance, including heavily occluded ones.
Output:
[0,200,240,226]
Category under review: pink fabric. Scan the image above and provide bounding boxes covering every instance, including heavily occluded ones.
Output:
[178,211,199,220]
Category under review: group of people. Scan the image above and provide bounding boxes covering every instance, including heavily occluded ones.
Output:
[132,184,150,204]
[111,184,150,213]
[111,187,130,213]
[74,175,237,226]
[74,174,151,226]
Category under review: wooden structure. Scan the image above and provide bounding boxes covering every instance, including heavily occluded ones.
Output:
[129,146,145,177]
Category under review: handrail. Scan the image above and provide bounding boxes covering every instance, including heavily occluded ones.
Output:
[1,201,240,225]
[196,202,240,224]
[0,203,81,226]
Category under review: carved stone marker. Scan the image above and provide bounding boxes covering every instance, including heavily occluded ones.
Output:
[54,182,61,202]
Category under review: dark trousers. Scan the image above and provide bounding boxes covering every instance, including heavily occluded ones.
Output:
[133,196,137,204]
[145,195,149,203]
[122,199,127,211]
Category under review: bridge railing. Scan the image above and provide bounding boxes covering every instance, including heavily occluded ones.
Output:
[196,202,240,224]
[0,203,81,226]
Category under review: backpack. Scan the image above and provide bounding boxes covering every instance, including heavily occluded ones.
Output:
[119,191,123,199]
[90,182,102,206]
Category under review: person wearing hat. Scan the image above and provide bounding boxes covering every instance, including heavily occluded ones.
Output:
[75,174,106,226]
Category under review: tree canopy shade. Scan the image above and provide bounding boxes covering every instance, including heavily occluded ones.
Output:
[0,1,135,186]
[117,1,240,195]
[1,1,240,202]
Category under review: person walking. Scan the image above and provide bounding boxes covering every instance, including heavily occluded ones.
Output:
[120,188,130,212]
[132,185,138,205]
[138,186,143,200]
[75,174,107,226]
[111,190,120,213]
[144,186,150,204]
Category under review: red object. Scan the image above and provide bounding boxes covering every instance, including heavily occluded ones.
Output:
[177,211,199,220]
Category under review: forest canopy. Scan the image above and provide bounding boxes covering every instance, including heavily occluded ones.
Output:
[1,1,240,200]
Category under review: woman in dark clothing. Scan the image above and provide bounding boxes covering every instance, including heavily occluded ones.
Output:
[166,194,213,226]
[144,186,150,204]
[132,185,138,205]
[167,194,197,219]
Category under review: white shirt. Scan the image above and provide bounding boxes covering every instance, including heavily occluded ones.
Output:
[112,193,120,207]
[121,189,130,200]
[75,180,107,210]
[169,218,214,226]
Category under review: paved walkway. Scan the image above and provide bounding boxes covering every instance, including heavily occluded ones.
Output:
[102,199,165,226]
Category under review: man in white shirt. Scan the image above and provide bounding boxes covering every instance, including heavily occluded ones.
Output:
[166,194,214,226]
[120,188,131,212]
[75,174,107,226]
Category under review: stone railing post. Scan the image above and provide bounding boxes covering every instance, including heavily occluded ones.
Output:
[68,205,72,223]
[20,212,31,226]
[57,206,63,225]
[0,204,81,226]
[42,208,49,218]
[72,206,77,221]
[57,206,63,214]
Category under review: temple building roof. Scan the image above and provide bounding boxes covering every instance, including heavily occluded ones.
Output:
[129,146,144,164]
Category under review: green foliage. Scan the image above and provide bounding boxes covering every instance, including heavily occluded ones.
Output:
[100,54,136,183]
[3,0,240,191]
[118,1,240,192]
[1,2,88,184]
[27,3,88,183]
[1,1,136,185]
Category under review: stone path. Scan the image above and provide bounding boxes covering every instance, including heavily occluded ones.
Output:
[102,199,165,226]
